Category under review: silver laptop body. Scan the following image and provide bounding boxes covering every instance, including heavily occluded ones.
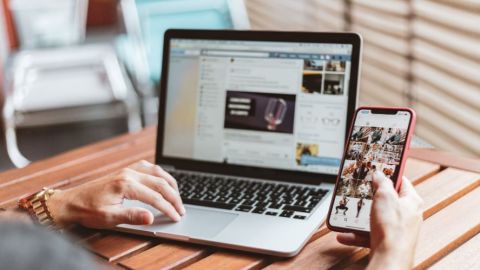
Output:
[117,30,362,257]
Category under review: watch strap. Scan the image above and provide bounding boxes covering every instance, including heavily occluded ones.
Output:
[18,188,60,230]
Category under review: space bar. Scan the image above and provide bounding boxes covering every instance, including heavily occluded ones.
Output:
[183,198,236,210]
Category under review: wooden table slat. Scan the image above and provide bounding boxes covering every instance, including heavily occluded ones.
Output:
[0,139,155,206]
[414,168,480,218]
[264,232,361,270]
[409,148,480,173]
[404,158,442,184]
[84,233,153,262]
[183,252,268,270]
[429,233,480,270]
[413,187,480,269]
[119,243,211,270]
[0,127,156,183]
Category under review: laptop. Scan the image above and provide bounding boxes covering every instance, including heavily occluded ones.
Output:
[117,29,362,257]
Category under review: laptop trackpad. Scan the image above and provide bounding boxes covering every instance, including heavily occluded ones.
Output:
[153,206,238,239]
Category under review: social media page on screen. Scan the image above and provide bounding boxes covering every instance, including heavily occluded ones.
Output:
[162,38,354,175]
[329,109,411,231]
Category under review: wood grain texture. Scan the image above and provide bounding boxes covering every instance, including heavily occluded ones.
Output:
[183,252,268,270]
[84,233,153,262]
[429,233,480,270]
[404,158,441,184]
[414,168,480,218]
[0,127,155,183]
[184,252,267,270]
[0,136,155,206]
[264,233,361,270]
[413,187,480,269]
[119,243,210,270]
[409,148,480,173]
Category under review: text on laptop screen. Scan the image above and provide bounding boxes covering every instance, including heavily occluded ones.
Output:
[163,38,354,175]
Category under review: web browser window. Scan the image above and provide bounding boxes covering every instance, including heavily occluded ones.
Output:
[163,38,354,175]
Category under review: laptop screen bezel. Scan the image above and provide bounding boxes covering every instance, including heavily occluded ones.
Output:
[156,29,361,185]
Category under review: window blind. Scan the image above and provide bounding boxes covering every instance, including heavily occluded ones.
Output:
[245,0,480,157]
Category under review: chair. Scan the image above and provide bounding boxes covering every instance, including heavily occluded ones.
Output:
[116,0,250,124]
[2,44,142,167]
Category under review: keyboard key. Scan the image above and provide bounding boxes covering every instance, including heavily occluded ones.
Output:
[252,208,266,214]
[279,210,294,218]
[242,200,256,206]
[183,198,236,210]
[235,205,253,212]
[269,204,282,209]
[282,205,312,213]
[293,215,306,220]
[174,171,323,217]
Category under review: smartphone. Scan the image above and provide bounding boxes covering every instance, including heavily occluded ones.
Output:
[326,106,416,234]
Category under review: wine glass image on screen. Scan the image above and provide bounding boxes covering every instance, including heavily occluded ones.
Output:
[264,98,287,131]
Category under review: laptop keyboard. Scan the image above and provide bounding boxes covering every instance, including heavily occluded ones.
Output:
[171,171,329,219]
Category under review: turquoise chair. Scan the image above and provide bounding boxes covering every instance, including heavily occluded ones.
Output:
[117,0,250,91]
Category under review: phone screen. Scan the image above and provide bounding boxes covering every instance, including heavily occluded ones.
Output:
[328,109,412,232]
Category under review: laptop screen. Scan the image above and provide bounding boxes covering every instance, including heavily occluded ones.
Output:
[162,38,354,176]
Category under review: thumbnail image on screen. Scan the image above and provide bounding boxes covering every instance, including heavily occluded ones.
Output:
[329,118,408,231]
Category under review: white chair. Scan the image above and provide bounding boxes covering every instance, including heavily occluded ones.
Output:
[2,44,142,167]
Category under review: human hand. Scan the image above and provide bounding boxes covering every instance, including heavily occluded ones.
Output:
[47,160,185,229]
[336,172,423,270]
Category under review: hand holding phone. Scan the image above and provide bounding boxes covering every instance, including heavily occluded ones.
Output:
[336,173,424,270]
[327,107,416,234]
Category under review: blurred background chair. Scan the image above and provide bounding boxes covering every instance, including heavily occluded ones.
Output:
[9,0,89,49]
[2,45,141,167]
[116,0,250,124]
[1,0,142,168]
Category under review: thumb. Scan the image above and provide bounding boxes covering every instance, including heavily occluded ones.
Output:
[373,171,394,191]
[111,207,154,226]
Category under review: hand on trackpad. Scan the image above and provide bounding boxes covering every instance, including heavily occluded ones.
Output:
[152,206,238,239]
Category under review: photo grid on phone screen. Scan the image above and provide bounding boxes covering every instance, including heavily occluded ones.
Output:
[331,125,407,230]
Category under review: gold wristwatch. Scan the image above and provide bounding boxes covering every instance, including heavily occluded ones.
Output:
[18,188,60,230]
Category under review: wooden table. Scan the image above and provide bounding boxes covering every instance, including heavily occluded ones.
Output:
[1,127,479,270]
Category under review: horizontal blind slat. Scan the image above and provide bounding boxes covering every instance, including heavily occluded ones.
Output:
[413,20,480,62]
[414,0,480,35]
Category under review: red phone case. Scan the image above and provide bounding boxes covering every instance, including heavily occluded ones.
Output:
[326,106,416,235]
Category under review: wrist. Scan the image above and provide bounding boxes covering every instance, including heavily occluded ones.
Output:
[46,190,75,227]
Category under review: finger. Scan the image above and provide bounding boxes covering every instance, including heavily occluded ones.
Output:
[121,168,185,215]
[135,172,186,215]
[399,176,424,210]
[398,176,416,197]
[129,161,179,192]
[336,233,370,247]
[373,171,396,197]
[123,179,181,222]
[110,207,154,226]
